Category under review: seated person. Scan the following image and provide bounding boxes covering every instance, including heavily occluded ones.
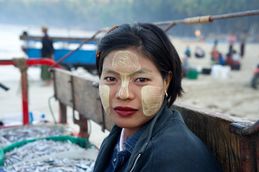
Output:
[195,46,205,58]
[93,23,222,172]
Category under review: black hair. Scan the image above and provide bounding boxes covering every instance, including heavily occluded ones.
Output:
[96,23,183,106]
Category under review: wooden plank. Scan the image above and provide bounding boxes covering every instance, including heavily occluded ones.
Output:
[174,104,258,172]
[53,69,114,130]
[59,102,67,124]
[73,76,101,124]
[20,34,98,42]
[54,69,72,106]
[72,75,114,130]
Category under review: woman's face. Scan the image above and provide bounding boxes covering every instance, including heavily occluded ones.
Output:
[99,48,169,135]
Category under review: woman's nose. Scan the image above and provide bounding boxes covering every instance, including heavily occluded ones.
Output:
[117,86,129,99]
[116,80,133,100]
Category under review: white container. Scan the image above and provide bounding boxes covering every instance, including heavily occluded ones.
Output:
[211,65,230,80]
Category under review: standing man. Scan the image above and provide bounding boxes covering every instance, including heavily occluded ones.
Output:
[239,31,247,58]
[41,27,54,85]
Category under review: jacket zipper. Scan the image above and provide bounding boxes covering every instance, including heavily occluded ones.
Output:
[129,153,141,172]
[129,102,167,172]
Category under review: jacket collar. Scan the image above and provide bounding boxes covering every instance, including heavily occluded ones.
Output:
[126,101,172,171]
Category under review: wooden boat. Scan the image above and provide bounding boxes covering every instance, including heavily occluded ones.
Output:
[20,32,98,71]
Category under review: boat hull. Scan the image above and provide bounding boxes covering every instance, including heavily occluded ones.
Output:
[24,48,96,68]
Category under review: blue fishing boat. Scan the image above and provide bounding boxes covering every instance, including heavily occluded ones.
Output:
[20,32,98,71]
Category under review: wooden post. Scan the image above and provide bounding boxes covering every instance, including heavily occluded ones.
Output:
[13,58,29,125]
[73,113,89,138]
[59,102,67,124]
[239,137,255,172]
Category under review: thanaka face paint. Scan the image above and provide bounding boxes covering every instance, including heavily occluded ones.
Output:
[99,85,110,115]
[99,49,166,118]
[141,85,164,116]
[112,51,141,73]
[112,51,141,99]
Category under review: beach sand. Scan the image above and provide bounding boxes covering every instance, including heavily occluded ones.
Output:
[172,38,259,122]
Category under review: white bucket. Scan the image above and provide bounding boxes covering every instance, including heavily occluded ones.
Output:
[211,65,230,79]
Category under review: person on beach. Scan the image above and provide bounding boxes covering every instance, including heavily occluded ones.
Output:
[227,33,237,56]
[40,26,54,85]
[251,64,259,89]
[93,23,222,172]
[239,31,247,58]
[182,46,191,77]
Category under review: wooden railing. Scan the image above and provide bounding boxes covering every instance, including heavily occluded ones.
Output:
[52,68,258,172]
[0,58,61,125]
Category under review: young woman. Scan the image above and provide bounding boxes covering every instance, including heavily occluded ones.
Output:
[94,23,222,172]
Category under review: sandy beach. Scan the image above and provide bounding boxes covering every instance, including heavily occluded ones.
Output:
[172,38,259,122]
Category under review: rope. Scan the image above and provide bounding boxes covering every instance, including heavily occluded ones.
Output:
[50,29,108,68]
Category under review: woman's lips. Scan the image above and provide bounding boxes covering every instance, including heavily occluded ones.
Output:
[114,106,138,117]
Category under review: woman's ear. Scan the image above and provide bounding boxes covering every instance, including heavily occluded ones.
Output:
[164,71,173,90]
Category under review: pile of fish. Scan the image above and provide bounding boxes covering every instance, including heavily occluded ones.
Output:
[3,140,97,172]
[5,158,95,172]
[0,124,72,147]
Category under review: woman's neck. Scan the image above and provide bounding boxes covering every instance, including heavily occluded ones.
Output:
[123,127,139,138]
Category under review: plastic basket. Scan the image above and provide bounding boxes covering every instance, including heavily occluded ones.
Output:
[0,135,92,166]
[187,69,199,79]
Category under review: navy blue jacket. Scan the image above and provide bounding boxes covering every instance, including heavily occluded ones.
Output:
[94,104,222,172]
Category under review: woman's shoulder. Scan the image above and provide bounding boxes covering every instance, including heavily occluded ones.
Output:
[153,108,208,152]
[153,107,187,133]
[146,108,222,171]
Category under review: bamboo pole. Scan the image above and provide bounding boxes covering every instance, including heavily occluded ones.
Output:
[52,9,259,66]
[155,9,259,32]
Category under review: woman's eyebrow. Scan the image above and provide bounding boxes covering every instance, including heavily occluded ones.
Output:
[130,68,152,76]
[102,68,119,75]
[102,68,152,76]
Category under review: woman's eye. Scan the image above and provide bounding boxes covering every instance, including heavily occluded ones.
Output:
[135,77,150,84]
[104,76,117,83]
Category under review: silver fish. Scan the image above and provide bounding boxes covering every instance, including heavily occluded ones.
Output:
[4,140,96,172]
[0,124,72,147]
